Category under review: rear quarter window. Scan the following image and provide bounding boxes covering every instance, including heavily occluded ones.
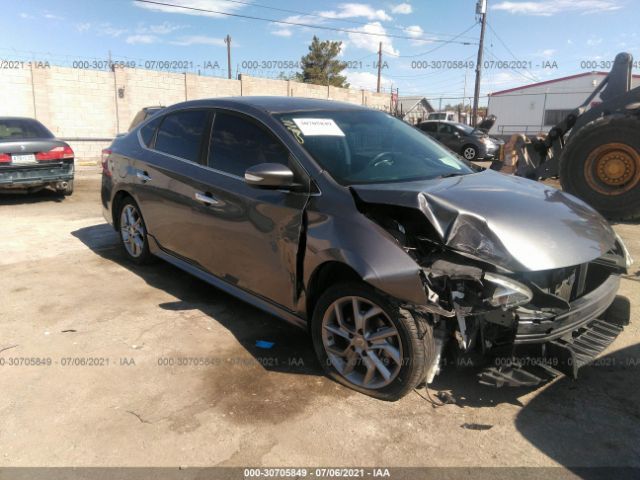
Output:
[139,116,162,147]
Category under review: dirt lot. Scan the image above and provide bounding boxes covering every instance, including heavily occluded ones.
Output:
[1,168,639,469]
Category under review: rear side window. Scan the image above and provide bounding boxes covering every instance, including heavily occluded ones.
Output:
[0,118,53,141]
[139,116,161,147]
[154,110,209,162]
[209,112,289,177]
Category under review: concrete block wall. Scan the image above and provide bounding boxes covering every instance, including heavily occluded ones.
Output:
[0,67,34,116]
[1,67,391,163]
[34,67,117,138]
[185,74,241,101]
[289,81,328,99]
[363,91,391,111]
[114,68,186,133]
[239,75,288,96]
[328,86,363,105]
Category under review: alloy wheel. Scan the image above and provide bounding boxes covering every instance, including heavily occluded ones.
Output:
[463,147,477,160]
[321,296,403,389]
[120,204,146,258]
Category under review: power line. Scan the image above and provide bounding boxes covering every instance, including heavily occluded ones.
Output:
[383,22,479,58]
[486,21,524,65]
[133,0,477,45]
[215,0,479,41]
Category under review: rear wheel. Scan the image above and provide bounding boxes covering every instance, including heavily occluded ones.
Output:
[118,198,154,264]
[311,282,434,401]
[560,115,640,220]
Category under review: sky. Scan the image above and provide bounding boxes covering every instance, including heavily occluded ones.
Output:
[2,0,639,105]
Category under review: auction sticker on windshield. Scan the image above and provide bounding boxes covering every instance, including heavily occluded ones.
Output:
[292,118,345,136]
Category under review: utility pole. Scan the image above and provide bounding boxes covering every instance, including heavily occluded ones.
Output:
[224,34,232,79]
[472,0,487,127]
[462,67,468,123]
[376,42,382,93]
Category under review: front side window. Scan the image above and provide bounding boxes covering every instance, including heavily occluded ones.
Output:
[154,110,209,162]
[209,111,289,177]
[277,110,475,185]
[438,123,456,135]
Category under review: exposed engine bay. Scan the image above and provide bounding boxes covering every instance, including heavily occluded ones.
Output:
[354,189,632,387]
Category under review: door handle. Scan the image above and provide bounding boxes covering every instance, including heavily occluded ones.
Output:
[195,192,222,206]
[136,170,152,182]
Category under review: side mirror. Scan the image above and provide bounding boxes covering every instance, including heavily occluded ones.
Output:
[244,163,295,189]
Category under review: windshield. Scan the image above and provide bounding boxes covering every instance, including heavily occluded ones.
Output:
[0,118,53,141]
[277,110,474,185]
[457,123,475,134]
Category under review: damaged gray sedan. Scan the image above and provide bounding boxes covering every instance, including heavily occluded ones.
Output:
[101,97,632,400]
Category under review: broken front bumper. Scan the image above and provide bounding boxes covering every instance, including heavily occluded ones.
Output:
[479,275,629,387]
[515,274,620,344]
[0,161,74,189]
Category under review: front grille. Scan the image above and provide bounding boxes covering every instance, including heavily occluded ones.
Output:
[526,264,581,302]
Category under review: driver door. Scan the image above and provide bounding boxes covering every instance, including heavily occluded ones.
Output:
[186,110,310,311]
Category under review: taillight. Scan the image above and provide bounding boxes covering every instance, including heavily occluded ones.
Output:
[36,145,74,161]
[0,153,10,163]
[101,148,112,177]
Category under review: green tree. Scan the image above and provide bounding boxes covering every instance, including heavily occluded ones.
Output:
[295,36,349,87]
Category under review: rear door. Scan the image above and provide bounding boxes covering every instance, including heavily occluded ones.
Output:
[132,108,213,257]
[183,110,309,310]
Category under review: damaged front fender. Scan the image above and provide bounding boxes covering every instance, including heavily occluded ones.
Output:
[302,209,430,307]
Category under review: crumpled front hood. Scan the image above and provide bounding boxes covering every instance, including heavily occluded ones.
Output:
[352,170,616,272]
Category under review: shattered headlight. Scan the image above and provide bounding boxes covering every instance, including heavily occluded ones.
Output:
[484,272,532,309]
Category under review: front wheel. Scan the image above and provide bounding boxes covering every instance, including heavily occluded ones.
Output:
[311,282,434,401]
[461,144,478,160]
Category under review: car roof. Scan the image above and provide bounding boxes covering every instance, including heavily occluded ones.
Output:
[162,96,370,115]
[0,116,41,121]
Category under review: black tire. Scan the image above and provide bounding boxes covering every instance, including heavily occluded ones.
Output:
[117,197,154,264]
[461,144,478,161]
[603,295,631,327]
[560,115,640,221]
[57,180,73,196]
[311,282,435,401]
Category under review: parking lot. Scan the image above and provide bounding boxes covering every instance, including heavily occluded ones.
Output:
[0,168,638,469]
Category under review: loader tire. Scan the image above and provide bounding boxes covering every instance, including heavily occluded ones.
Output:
[560,115,640,221]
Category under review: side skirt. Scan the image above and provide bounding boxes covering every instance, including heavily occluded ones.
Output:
[147,235,308,330]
